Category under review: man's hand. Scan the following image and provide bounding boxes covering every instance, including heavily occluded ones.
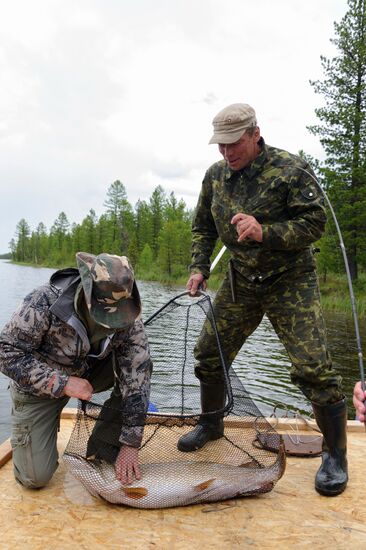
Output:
[115,445,141,485]
[63,376,93,400]
[231,213,263,242]
[186,273,207,296]
[353,381,366,422]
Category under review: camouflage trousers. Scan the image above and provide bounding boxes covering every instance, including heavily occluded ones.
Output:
[10,356,116,489]
[195,265,343,406]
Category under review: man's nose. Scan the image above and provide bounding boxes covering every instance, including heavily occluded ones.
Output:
[221,144,231,156]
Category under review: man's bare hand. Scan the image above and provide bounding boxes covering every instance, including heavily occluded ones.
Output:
[353,381,366,422]
[186,273,207,296]
[63,376,93,400]
[115,445,141,485]
[231,213,263,242]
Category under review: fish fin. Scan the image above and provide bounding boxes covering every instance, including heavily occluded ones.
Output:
[122,487,148,500]
[261,481,274,493]
[194,479,216,492]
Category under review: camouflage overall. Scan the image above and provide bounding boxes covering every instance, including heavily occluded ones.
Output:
[191,138,343,405]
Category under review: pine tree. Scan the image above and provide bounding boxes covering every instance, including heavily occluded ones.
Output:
[127,233,139,268]
[158,192,192,276]
[51,212,70,248]
[103,180,134,254]
[164,191,186,223]
[50,212,70,264]
[138,243,154,275]
[308,0,366,279]
[9,238,16,259]
[33,222,48,264]
[79,209,98,254]
[149,186,166,255]
[135,199,153,253]
[15,218,31,261]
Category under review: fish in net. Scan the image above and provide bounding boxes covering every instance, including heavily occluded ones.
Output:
[64,291,286,508]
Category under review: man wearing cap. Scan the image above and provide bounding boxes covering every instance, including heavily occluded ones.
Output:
[0,252,152,488]
[177,103,348,497]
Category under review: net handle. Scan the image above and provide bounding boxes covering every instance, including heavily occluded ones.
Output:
[143,290,207,325]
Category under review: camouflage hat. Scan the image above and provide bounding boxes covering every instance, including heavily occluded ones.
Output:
[76,252,141,330]
[209,103,257,144]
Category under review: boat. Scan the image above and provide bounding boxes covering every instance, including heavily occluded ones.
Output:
[0,410,365,549]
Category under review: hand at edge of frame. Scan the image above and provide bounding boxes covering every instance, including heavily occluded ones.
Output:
[353,381,366,422]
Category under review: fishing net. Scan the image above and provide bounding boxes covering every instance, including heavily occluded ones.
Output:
[64,291,286,509]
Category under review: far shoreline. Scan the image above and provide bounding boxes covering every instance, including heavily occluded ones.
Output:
[4,258,366,319]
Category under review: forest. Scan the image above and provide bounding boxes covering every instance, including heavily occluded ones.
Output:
[9,181,201,282]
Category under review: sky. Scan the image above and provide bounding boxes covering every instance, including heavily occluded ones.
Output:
[0,0,349,252]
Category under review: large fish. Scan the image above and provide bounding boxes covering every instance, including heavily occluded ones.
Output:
[64,448,285,509]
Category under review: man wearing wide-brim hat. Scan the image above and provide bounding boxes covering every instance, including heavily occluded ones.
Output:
[0,252,152,487]
[178,102,348,497]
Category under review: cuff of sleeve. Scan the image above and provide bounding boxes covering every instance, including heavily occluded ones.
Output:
[190,267,210,279]
[50,372,69,398]
[119,426,144,448]
[261,225,273,249]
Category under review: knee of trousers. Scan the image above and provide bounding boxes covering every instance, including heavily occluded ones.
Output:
[14,470,56,490]
[13,456,58,489]
[11,427,58,489]
[289,366,343,405]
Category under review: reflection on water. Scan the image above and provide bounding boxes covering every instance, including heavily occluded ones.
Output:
[0,260,364,441]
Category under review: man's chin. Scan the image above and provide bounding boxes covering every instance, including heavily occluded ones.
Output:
[228,161,241,170]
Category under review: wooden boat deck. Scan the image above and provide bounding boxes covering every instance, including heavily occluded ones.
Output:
[0,412,365,550]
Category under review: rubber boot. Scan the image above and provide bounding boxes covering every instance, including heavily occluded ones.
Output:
[312,398,348,496]
[177,382,225,452]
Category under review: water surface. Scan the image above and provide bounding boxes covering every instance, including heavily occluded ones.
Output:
[0,260,363,441]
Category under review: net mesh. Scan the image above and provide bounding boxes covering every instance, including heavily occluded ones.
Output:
[64,292,285,508]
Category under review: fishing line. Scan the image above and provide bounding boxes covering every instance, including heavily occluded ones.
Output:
[298,167,365,397]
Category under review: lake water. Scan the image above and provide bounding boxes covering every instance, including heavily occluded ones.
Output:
[0,260,363,442]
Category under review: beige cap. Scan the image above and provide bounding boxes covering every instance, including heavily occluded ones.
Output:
[209,103,257,144]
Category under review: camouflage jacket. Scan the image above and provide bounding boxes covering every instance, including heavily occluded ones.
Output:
[191,138,327,280]
[0,268,152,447]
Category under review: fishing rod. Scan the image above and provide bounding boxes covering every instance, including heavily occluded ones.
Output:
[210,245,227,272]
[298,168,365,400]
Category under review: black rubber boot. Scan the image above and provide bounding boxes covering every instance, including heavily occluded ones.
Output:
[177,382,225,452]
[312,398,348,496]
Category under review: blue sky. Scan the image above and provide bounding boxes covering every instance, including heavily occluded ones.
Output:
[0,0,349,252]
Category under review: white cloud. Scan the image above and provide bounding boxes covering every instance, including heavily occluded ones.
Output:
[0,0,349,251]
